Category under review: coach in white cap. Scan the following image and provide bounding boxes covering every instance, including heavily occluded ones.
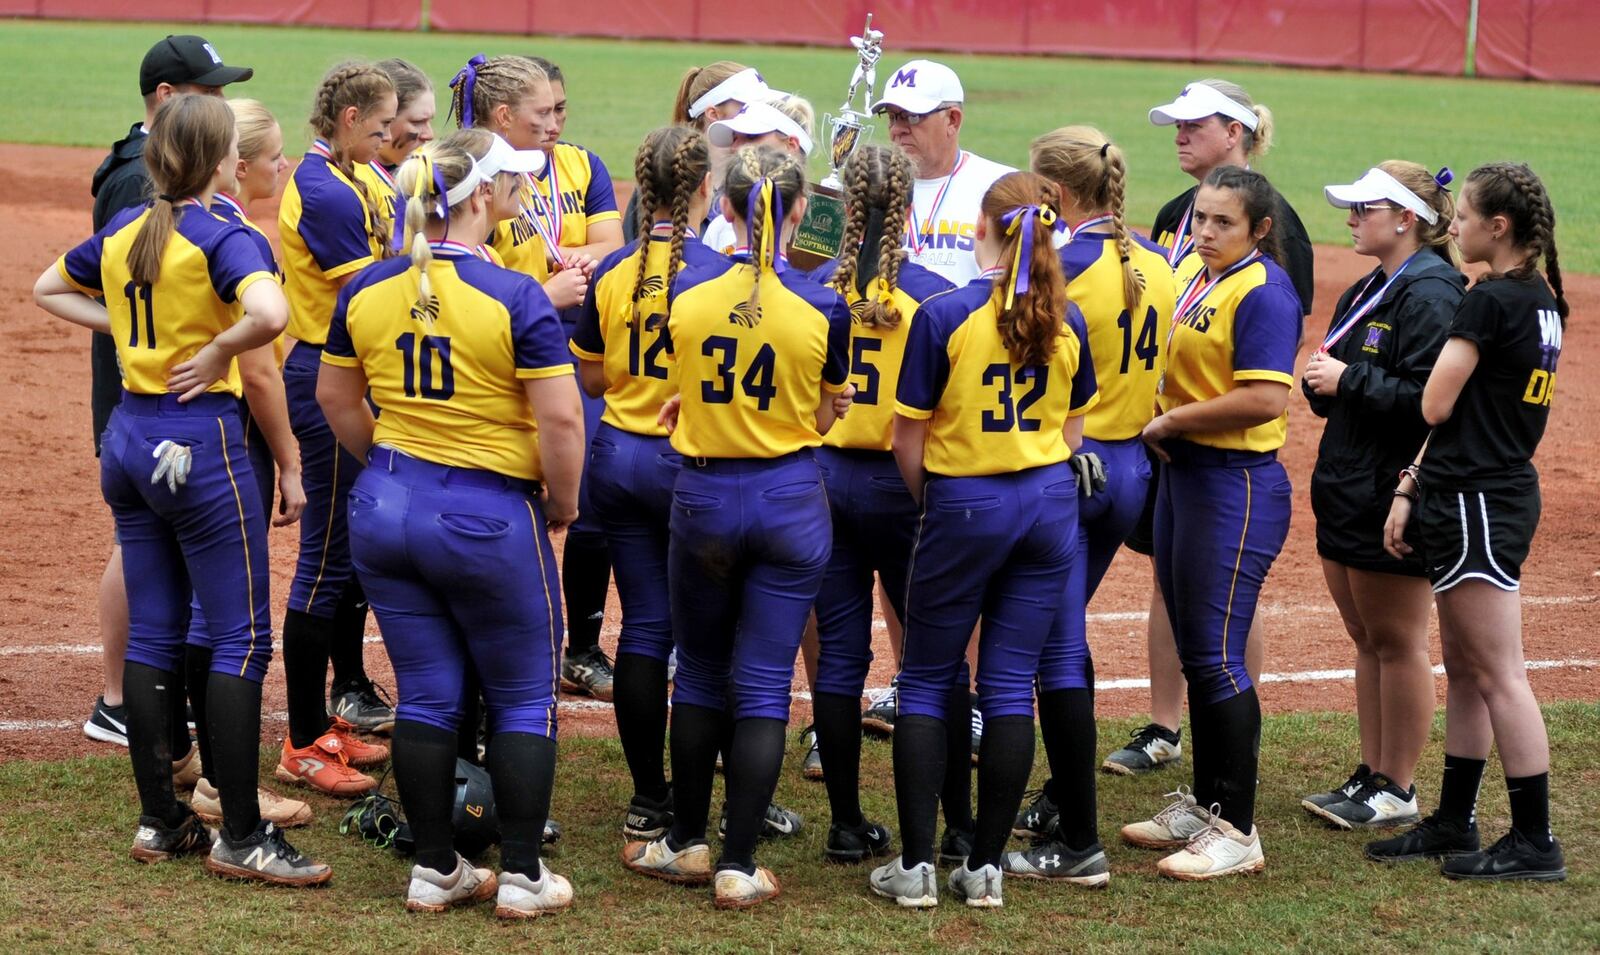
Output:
[871,59,1013,284]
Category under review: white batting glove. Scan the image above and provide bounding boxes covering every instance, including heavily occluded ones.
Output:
[151,440,193,494]
[1070,451,1107,498]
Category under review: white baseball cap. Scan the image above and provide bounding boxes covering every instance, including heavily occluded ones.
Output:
[1148,82,1258,131]
[707,101,814,156]
[688,67,776,120]
[1325,167,1439,224]
[870,59,964,116]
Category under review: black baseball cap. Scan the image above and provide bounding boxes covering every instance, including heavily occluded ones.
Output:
[139,35,253,96]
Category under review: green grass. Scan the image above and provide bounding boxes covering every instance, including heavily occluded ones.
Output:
[4,18,1600,270]
[1,704,1594,953]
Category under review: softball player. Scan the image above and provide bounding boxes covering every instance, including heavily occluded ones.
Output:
[318,134,584,916]
[1121,166,1300,881]
[569,125,721,838]
[871,171,1097,909]
[1300,162,1463,829]
[1007,127,1177,882]
[702,96,814,255]
[1371,163,1567,881]
[354,58,436,253]
[276,61,398,797]
[34,93,328,886]
[621,145,854,909]
[805,144,956,862]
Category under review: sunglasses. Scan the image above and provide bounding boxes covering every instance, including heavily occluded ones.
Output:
[1350,201,1401,219]
[878,106,951,127]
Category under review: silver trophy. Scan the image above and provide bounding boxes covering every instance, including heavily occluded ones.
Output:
[821,13,885,189]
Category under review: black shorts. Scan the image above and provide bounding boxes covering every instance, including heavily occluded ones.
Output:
[1122,446,1162,557]
[1417,482,1541,593]
[1311,462,1427,577]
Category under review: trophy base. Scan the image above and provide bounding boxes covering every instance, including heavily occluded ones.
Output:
[789,182,847,272]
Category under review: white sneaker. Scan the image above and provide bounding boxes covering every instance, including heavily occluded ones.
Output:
[1309,774,1421,830]
[621,836,712,884]
[495,867,573,918]
[1157,809,1266,881]
[1120,787,1208,849]
[713,866,781,909]
[869,856,938,908]
[405,854,497,912]
[948,862,1004,908]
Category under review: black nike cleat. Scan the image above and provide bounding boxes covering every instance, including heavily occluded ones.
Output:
[1441,830,1566,882]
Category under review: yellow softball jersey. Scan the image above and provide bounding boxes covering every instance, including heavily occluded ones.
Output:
[353,160,401,257]
[530,143,621,250]
[212,192,286,367]
[665,256,851,459]
[279,142,385,345]
[321,242,574,481]
[58,202,274,397]
[896,275,1099,477]
[1158,252,1302,453]
[490,173,555,283]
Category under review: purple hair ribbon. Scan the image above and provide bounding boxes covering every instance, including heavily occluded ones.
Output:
[998,204,1058,309]
[1435,166,1454,190]
[450,54,487,128]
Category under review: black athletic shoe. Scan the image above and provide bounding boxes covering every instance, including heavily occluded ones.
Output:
[206,820,331,886]
[1364,814,1480,863]
[130,811,212,864]
[1302,764,1372,815]
[1013,788,1059,840]
[1442,830,1566,882]
[938,826,974,867]
[718,802,803,840]
[330,677,396,735]
[84,696,129,747]
[624,792,674,840]
[826,818,893,863]
[1102,723,1182,775]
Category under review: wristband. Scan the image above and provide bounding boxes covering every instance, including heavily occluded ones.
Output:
[1393,486,1418,503]
[1398,464,1422,490]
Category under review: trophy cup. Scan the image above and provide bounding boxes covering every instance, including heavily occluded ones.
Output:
[790,13,884,270]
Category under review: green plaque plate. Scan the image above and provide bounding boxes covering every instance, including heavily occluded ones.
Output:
[790,187,847,270]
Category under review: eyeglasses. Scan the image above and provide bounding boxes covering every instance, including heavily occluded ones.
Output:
[1350,201,1400,219]
[877,106,951,127]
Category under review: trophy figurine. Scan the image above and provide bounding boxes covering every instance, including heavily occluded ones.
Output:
[790,13,885,269]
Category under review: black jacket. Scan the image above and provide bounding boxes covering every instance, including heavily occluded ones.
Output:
[91,123,149,232]
[1305,251,1465,476]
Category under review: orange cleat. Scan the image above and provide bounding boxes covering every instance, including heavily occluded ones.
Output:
[274,733,377,797]
[329,716,390,768]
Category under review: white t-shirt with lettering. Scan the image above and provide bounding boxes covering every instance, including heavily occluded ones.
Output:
[903,150,1015,285]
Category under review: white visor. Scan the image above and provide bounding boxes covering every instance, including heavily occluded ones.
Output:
[1148,82,1258,131]
[688,68,773,120]
[479,133,546,177]
[1324,167,1438,224]
[706,101,814,156]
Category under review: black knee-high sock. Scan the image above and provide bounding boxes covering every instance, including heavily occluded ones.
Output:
[1195,688,1260,833]
[457,667,484,766]
[969,715,1035,869]
[719,717,786,873]
[1437,753,1487,827]
[939,684,974,832]
[1037,687,1098,850]
[1506,772,1553,850]
[185,645,215,779]
[667,702,722,846]
[561,535,610,655]
[392,719,460,874]
[281,609,333,748]
[488,731,558,879]
[206,672,264,841]
[328,585,370,695]
[813,691,865,828]
[168,660,191,758]
[893,714,946,866]
[613,654,670,802]
[1186,683,1215,810]
[123,662,185,827]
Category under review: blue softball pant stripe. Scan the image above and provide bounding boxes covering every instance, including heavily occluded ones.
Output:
[187,401,276,649]
[898,461,1079,722]
[282,342,363,619]
[348,448,564,739]
[588,423,682,662]
[668,451,831,722]
[568,358,607,542]
[812,447,918,699]
[100,393,273,683]
[1152,441,1291,705]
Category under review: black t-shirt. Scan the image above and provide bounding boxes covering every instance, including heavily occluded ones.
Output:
[1422,275,1563,488]
[1153,183,1315,316]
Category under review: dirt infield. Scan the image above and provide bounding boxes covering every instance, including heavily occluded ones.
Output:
[2,144,1595,763]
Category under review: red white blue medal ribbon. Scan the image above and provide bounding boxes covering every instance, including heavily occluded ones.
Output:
[1165,200,1196,267]
[1160,250,1261,394]
[307,139,334,162]
[1319,253,1418,353]
[1068,214,1115,243]
[906,152,968,256]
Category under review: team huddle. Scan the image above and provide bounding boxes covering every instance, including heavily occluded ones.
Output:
[33,32,1568,915]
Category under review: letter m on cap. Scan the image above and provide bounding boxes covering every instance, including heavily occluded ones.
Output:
[891,68,918,88]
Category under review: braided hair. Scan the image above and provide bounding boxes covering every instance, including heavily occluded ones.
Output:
[1031,125,1145,314]
[629,126,711,323]
[1464,162,1569,322]
[448,54,547,132]
[308,61,397,256]
[831,145,915,328]
[722,146,807,321]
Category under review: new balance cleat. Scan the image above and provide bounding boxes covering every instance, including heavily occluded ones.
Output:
[130,812,212,864]
[1441,830,1566,882]
[329,716,390,768]
[171,745,203,791]
[405,854,497,912]
[1121,788,1208,849]
[825,818,892,864]
[621,836,713,884]
[1157,811,1265,881]
[1102,723,1182,776]
[330,678,397,735]
[623,792,674,840]
[938,827,973,867]
[1364,813,1480,863]
[192,777,312,829]
[275,733,378,797]
[1003,839,1110,887]
[714,866,781,909]
[1013,788,1059,840]
[719,802,802,840]
[83,696,129,746]
[800,725,823,781]
[869,856,938,908]
[560,646,615,702]
[206,821,332,886]
[1302,763,1372,814]
[861,684,897,737]
[1311,774,1420,830]
[948,862,1004,907]
[496,868,574,918]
